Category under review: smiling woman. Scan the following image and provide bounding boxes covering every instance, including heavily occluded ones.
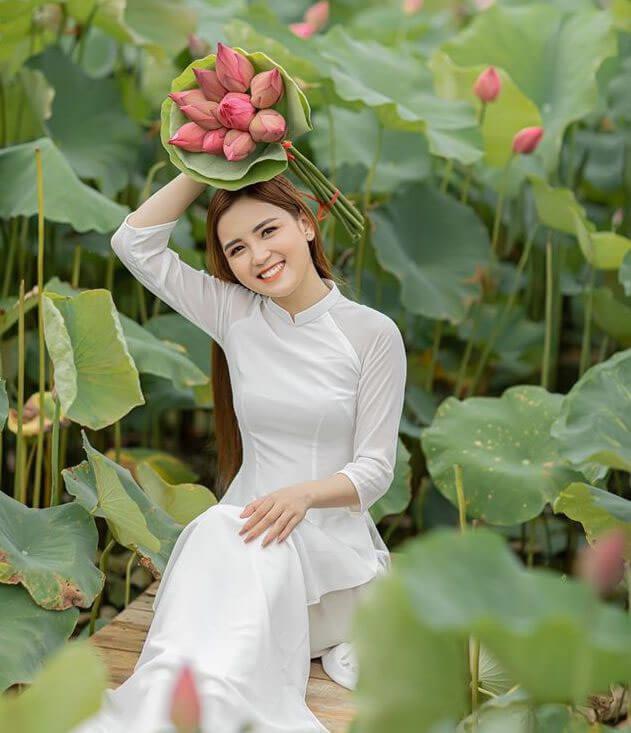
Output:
[72,171,407,733]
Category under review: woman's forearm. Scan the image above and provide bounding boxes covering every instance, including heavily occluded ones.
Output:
[127,173,207,228]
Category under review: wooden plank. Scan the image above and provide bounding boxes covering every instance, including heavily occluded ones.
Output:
[88,582,356,731]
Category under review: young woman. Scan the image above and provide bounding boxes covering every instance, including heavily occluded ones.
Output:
[73,172,407,733]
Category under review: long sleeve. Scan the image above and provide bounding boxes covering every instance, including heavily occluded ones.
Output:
[111,213,239,348]
[335,317,407,515]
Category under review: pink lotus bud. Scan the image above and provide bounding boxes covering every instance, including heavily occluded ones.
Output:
[402,0,423,14]
[179,101,223,131]
[576,528,627,596]
[474,0,495,9]
[168,89,209,109]
[612,208,624,229]
[192,67,228,103]
[223,129,257,162]
[217,92,256,131]
[289,22,317,39]
[512,126,544,155]
[249,109,287,143]
[202,127,228,156]
[215,42,255,94]
[168,122,208,153]
[474,66,501,103]
[250,68,285,109]
[187,33,210,59]
[304,1,329,30]
[169,664,201,733]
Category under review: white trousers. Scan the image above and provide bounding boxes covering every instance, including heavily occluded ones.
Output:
[70,503,382,733]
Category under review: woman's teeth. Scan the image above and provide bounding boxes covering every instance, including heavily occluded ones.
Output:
[259,261,285,280]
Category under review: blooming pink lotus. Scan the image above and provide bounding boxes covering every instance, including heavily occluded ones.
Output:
[250,68,284,109]
[576,528,627,596]
[169,664,201,733]
[249,109,287,143]
[512,126,544,154]
[168,122,209,153]
[304,1,329,30]
[289,22,317,39]
[217,92,256,131]
[474,66,501,103]
[215,41,255,93]
[192,67,228,103]
[224,129,257,161]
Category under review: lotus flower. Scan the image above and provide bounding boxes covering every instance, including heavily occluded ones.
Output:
[224,129,257,161]
[215,41,255,93]
[576,528,627,596]
[169,664,202,733]
[188,34,210,59]
[192,67,228,103]
[179,101,222,131]
[168,122,208,153]
[512,126,544,154]
[304,1,329,30]
[474,66,501,103]
[250,68,284,109]
[168,89,211,109]
[402,0,423,14]
[289,22,317,39]
[202,127,228,156]
[249,109,287,143]
[217,92,256,131]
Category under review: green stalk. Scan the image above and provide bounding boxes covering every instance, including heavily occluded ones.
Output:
[50,394,61,506]
[89,532,115,636]
[114,420,122,464]
[490,156,513,255]
[454,307,480,398]
[541,235,554,389]
[1,218,18,298]
[14,280,26,502]
[138,161,166,205]
[454,464,467,532]
[125,550,137,607]
[578,265,595,377]
[71,244,82,288]
[425,320,443,392]
[33,147,46,509]
[135,281,148,323]
[440,158,454,194]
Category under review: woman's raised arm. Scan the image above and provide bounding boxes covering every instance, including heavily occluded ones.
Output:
[111,173,242,348]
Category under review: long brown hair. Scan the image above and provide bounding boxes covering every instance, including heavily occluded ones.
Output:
[205,173,339,498]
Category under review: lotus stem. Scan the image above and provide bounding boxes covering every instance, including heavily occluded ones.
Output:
[578,265,595,377]
[440,158,454,194]
[2,218,18,298]
[33,147,46,509]
[425,320,443,392]
[89,533,116,636]
[454,306,481,398]
[491,157,513,255]
[71,244,81,288]
[454,464,467,532]
[125,550,137,607]
[51,394,61,506]
[541,234,554,389]
[14,280,26,502]
[470,637,480,713]
[139,161,167,205]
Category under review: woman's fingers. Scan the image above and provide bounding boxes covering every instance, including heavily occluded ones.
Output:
[262,511,295,547]
[242,502,283,542]
[275,515,301,544]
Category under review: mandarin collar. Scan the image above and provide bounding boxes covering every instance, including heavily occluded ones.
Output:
[264,278,341,326]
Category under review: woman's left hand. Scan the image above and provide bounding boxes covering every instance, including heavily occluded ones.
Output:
[238,483,313,547]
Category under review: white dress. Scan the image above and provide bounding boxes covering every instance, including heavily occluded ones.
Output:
[71,213,407,733]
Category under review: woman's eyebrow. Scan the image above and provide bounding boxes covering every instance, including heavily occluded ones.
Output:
[223,218,279,251]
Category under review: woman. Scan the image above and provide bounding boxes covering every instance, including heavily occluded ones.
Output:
[73,172,407,733]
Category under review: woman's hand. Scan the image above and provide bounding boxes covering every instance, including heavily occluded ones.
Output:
[238,483,313,547]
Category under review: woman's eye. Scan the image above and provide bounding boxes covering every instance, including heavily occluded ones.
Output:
[230,245,244,256]
[262,226,276,236]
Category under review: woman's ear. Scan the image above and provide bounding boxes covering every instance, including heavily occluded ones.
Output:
[299,214,315,242]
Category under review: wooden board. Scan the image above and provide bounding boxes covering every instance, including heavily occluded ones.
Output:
[88,580,356,732]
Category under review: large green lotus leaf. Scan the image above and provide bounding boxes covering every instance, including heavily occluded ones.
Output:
[351,570,468,733]
[592,287,631,347]
[42,289,144,430]
[551,348,631,472]
[0,492,104,611]
[441,4,617,173]
[396,528,631,704]
[429,50,541,168]
[0,638,107,731]
[0,583,79,692]
[530,175,592,236]
[554,482,631,560]
[0,67,51,145]
[63,433,182,577]
[66,0,197,60]
[0,7,58,77]
[0,138,129,233]
[371,181,492,324]
[570,209,631,271]
[28,46,141,198]
[137,463,217,526]
[370,438,412,524]
[106,447,200,485]
[160,48,311,190]
[314,27,483,165]
[309,106,432,194]
[421,386,585,525]
[118,313,209,390]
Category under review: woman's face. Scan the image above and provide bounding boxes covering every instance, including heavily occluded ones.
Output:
[217,196,315,295]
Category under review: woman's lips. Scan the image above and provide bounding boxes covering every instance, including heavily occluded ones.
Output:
[257,260,285,281]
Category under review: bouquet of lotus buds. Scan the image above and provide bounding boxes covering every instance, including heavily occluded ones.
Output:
[160,42,364,241]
